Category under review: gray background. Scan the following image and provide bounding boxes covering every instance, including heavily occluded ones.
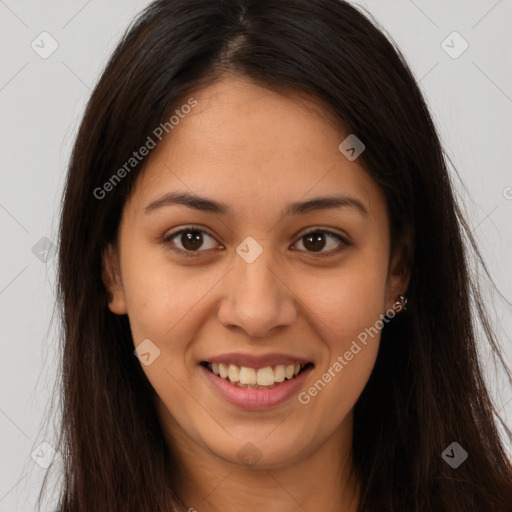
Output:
[0,0,511,510]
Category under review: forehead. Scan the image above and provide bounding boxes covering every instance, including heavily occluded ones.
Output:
[126,75,385,223]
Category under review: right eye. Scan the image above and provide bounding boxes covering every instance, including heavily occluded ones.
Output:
[162,225,222,257]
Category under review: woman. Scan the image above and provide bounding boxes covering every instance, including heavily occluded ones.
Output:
[45,0,512,510]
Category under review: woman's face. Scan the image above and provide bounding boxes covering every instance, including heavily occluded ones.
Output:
[104,75,406,470]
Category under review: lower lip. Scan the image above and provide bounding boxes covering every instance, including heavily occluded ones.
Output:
[200,364,314,411]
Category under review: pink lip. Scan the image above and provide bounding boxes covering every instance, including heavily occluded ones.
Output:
[203,352,311,370]
[199,363,314,411]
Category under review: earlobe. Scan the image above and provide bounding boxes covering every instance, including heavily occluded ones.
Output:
[386,241,411,312]
[101,243,128,315]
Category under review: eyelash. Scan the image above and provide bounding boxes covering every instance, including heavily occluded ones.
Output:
[161,224,351,258]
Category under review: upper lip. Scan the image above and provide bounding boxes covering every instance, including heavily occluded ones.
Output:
[202,352,313,370]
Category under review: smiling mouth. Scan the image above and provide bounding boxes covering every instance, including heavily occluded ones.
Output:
[200,361,314,389]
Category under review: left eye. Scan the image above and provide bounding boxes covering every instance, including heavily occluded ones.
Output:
[291,229,348,255]
[162,226,348,256]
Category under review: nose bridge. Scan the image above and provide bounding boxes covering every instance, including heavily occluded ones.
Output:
[237,244,280,300]
[216,237,297,336]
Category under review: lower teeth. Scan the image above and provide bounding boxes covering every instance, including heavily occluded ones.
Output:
[233,382,279,389]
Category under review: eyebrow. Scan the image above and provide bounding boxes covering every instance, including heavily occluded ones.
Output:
[144,191,368,217]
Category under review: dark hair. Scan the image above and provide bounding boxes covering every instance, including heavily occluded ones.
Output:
[45,0,512,510]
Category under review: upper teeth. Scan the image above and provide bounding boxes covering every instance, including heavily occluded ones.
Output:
[210,362,303,386]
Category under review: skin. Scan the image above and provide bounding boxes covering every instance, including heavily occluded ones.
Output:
[103,74,408,512]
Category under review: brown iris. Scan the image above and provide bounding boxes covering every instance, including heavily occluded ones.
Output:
[180,230,204,251]
[302,231,327,252]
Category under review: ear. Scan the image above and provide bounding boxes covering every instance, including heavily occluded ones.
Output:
[101,243,127,315]
[385,239,411,311]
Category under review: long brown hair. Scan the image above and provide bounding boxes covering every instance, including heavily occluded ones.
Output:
[43,0,512,510]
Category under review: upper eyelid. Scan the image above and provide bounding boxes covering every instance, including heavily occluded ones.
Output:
[163,225,217,242]
[294,225,348,240]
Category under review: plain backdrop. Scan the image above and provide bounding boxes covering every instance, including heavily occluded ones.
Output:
[0,0,511,510]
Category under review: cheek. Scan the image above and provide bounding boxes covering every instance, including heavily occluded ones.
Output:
[292,256,387,414]
[121,246,210,343]
[120,248,234,398]
[300,255,388,349]
[121,254,216,432]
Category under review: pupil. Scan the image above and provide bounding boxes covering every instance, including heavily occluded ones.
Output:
[181,230,203,251]
[304,232,325,252]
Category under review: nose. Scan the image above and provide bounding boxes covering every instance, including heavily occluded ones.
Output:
[216,246,298,338]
